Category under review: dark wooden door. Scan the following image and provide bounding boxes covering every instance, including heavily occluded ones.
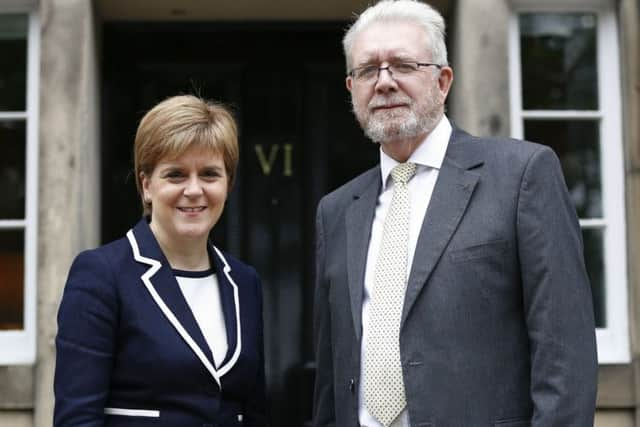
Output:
[102,22,377,426]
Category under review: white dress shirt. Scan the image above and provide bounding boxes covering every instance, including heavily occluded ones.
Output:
[359,116,452,427]
[175,269,228,368]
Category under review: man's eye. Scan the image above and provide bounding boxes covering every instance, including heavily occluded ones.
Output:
[392,63,416,74]
[359,66,378,78]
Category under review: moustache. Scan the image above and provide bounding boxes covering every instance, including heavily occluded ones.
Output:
[368,96,413,109]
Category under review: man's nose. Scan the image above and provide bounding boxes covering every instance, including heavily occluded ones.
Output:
[374,67,398,92]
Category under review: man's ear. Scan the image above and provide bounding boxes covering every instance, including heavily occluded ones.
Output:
[438,66,454,99]
[346,75,353,92]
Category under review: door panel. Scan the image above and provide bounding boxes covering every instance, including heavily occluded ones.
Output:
[102,23,376,426]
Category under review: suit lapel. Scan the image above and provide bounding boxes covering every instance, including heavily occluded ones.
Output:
[401,131,483,325]
[126,219,221,388]
[345,169,381,341]
[214,250,237,365]
[210,245,242,376]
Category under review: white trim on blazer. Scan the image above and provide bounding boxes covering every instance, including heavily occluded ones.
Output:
[104,407,160,417]
[212,245,242,377]
[126,230,243,388]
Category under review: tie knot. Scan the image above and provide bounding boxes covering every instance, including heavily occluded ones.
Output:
[390,162,416,185]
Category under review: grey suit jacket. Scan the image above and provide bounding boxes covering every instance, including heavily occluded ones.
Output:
[313,127,597,427]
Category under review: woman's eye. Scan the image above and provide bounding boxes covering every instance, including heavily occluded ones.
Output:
[202,169,221,179]
[165,171,185,179]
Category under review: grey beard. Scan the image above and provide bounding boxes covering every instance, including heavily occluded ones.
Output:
[361,102,442,145]
[365,110,420,144]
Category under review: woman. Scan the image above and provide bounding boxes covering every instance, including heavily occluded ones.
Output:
[54,95,267,426]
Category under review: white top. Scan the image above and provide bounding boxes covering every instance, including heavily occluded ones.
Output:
[359,116,452,427]
[175,269,228,368]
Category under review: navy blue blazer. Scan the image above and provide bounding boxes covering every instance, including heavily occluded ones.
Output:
[54,219,267,426]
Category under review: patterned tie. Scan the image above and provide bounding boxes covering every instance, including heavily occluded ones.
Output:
[365,162,416,426]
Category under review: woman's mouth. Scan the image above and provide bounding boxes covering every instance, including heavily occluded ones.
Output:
[177,206,206,213]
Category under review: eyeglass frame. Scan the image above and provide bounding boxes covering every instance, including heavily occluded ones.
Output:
[347,61,443,82]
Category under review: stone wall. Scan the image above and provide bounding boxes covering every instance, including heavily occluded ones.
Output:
[33,0,100,425]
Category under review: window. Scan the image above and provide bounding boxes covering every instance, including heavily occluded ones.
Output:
[509,0,629,362]
[0,10,39,364]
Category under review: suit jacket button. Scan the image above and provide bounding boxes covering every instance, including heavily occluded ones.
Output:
[349,378,356,394]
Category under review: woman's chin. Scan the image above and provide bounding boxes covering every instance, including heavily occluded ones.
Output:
[173,226,210,242]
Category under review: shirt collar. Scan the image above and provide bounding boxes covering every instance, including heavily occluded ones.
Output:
[380,115,452,189]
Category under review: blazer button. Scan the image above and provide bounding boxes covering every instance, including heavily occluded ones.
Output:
[349,378,356,394]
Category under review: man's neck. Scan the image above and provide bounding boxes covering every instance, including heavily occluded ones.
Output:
[381,133,428,163]
[380,113,446,162]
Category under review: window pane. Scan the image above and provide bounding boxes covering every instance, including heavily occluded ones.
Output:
[0,14,27,111]
[524,119,601,218]
[520,13,598,110]
[0,230,24,330]
[582,228,605,328]
[0,121,26,219]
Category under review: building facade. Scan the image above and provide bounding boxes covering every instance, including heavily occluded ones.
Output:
[0,0,638,425]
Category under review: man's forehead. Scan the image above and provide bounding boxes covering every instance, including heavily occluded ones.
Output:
[355,49,417,65]
[351,20,429,62]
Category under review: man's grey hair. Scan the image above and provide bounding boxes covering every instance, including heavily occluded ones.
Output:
[342,0,448,72]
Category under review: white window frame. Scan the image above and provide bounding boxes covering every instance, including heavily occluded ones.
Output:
[509,0,629,363]
[0,9,39,365]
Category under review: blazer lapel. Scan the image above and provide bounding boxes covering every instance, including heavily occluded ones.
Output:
[401,131,484,325]
[345,169,381,341]
[210,245,242,377]
[126,219,221,388]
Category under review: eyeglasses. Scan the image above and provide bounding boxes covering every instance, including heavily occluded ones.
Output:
[348,61,442,83]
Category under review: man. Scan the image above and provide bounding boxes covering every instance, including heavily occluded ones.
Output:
[312,1,598,426]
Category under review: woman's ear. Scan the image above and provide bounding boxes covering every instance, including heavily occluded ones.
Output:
[141,172,151,202]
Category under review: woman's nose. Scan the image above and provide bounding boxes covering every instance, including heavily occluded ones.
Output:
[183,175,204,196]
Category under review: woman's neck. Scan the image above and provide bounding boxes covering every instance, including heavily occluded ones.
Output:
[150,226,210,271]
